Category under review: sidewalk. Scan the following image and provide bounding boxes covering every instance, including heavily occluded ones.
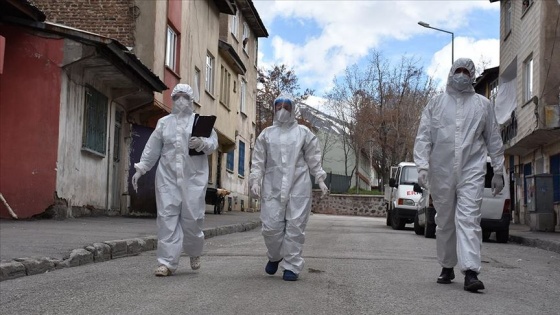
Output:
[507,223,560,254]
[0,210,261,281]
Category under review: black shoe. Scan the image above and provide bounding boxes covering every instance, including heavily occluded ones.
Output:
[437,267,455,284]
[282,270,298,281]
[265,259,282,275]
[464,270,485,292]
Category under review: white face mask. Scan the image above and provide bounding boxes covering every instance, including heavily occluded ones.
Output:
[450,73,472,91]
[276,108,292,123]
[173,98,193,114]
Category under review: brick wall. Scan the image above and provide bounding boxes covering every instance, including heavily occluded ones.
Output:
[32,0,136,47]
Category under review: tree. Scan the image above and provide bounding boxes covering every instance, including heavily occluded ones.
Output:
[326,51,437,190]
[256,64,314,135]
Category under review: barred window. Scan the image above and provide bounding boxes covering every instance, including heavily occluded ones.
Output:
[238,141,245,177]
[82,85,108,156]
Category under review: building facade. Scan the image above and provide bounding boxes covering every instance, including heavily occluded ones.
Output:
[491,0,560,230]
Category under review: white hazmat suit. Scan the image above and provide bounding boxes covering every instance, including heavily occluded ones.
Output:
[132,84,218,274]
[250,94,328,279]
[414,58,504,275]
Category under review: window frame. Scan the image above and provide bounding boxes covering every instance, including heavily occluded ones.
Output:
[205,53,215,95]
[193,67,201,103]
[82,85,108,157]
[220,66,231,108]
[231,12,239,38]
[238,141,245,177]
[165,25,178,72]
[240,78,247,114]
[242,22,250,53]
[226,150,235,172]
[504,0,512,36]
[524,55,533,103]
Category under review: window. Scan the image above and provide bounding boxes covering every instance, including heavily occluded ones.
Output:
[231,12,238,38]
[220,66,231,107]
[205,53,215,94]
[165,26,178,72]
[489,79,498,105]
[242,22,250,52]
[226,151,234,172]
[193,68,201,103]
[551,154,560,203]
[399,166,418,185]
[523,163,532,204]
[505,1,512,35]
[238,141,245,177]
[524,55,533,102]
[240,79,246,114]
[82,85,108,156]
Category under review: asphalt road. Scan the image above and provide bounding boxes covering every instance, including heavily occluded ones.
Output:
[1,214,559,314]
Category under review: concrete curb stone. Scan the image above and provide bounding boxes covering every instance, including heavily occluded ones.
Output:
[509,235,560,255]
[0,220,261,282]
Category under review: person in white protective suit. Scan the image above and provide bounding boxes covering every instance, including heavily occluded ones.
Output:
[413,58,504,292]
[249,93,329,281]
[131,83,218,277]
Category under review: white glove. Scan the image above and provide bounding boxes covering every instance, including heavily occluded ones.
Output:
[189,137,205,152]
[318,180,329,198]
[491,173,504,196]
[418,169,429,189]
[132,172,142,193]
[251,183,261,198]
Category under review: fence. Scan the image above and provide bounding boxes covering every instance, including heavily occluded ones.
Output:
[312,172,352,194]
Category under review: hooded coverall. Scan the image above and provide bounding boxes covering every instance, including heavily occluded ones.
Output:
[414,58,504,274]
[249,94,327,275]
[134,84,218,271]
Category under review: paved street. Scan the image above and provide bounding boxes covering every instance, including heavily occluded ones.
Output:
[1,214,559,314]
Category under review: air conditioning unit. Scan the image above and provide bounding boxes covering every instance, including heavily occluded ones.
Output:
[544,104,560,128]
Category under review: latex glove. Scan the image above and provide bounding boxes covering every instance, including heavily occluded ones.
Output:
[132,172,142,193]
[491,173,504,196]
[189,137,205,152]
[418,169,429,189]
[318,180,329,198]
[251,183,261,198]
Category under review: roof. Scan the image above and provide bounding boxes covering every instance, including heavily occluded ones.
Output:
[2,16,167,93]
[0,0,46,22]
[213,0,236,15]
[236,0,268,37]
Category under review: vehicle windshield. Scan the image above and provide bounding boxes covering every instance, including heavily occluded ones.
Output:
[400,166,418,185]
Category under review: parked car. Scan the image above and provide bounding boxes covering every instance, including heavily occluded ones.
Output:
[384,162,422,230]
[413,157,511,243]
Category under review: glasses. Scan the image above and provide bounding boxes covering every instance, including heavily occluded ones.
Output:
[454,68,470,76]
[274,98,293,112]
[172,93,192,101]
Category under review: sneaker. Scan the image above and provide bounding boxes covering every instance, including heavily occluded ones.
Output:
[154,265,172,277]
[265,259,283,275]
[190,256,201,270]
[464,270,485,292]
[282,270,298,281]
[437,267,455,284]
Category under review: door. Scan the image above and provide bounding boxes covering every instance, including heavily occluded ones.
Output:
[111,109,124,210]
[128,124,157,216]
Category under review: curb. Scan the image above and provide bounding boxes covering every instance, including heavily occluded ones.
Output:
[0,220,261,282]
[508,234,560,255]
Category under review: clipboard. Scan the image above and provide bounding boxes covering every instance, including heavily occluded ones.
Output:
[189,114,216,156]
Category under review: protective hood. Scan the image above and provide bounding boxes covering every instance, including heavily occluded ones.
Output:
[170,84,195,115]
[446,58,476,94]
[273,93,297,126]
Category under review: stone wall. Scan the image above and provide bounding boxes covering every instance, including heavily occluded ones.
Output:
[311,191,386,217]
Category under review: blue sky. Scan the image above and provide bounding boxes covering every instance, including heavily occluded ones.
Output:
[253,0,501,107]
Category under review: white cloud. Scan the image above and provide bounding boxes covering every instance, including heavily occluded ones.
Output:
[254,0,499,95]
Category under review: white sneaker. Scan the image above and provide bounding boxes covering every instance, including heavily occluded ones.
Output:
[154,265,172,277]
[190,256,201,270]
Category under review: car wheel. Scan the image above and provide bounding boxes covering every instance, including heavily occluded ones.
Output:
[425,222,436,239]
[482,230,491,242]
[386,204,391,226]
[414,212,424,235]
[496,229,509,243]
[391,210,406,230]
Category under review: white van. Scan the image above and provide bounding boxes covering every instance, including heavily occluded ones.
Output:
[414,157,511,243]
[384,162,422,230]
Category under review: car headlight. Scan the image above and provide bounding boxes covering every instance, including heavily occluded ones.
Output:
[398,198,416,206]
